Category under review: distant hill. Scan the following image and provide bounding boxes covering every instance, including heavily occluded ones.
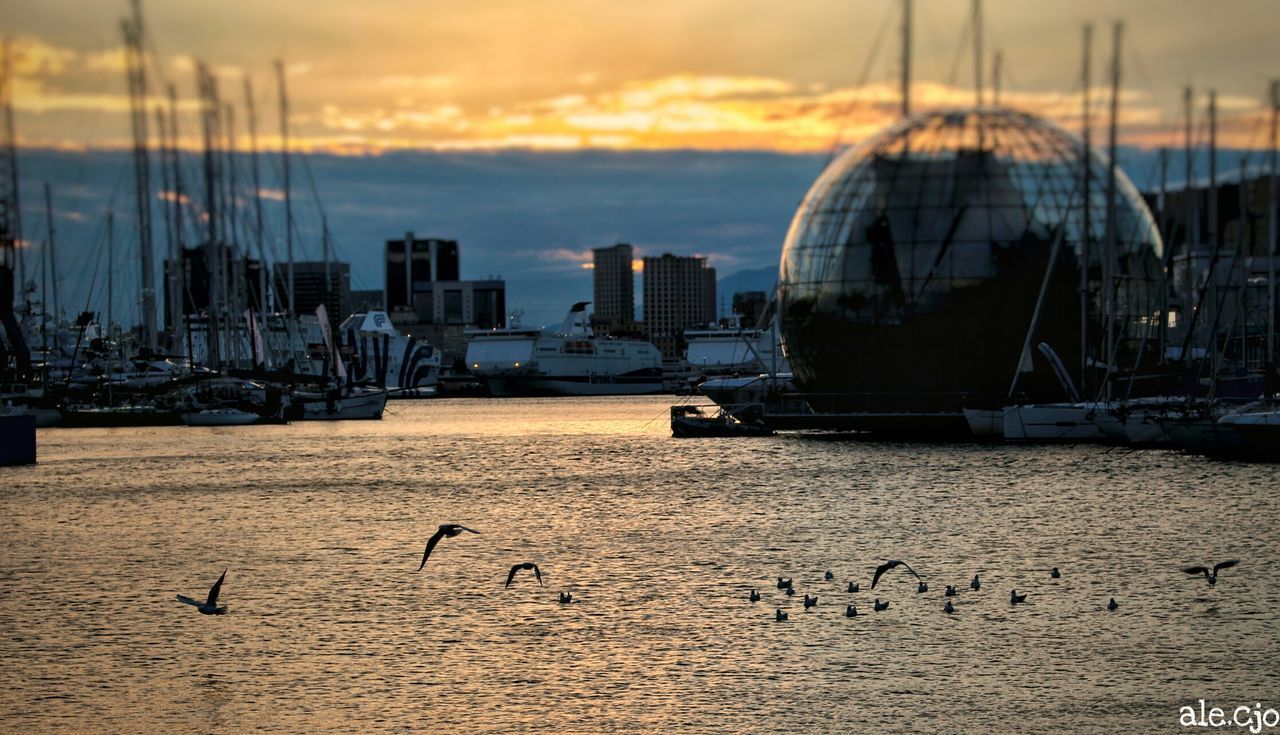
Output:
[717,265,778,300]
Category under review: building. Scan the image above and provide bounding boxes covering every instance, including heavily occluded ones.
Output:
[732,291,769,328]
[642,253,717,359]
[350,289,385,312]
[163,242,267,320]
[273,261,350,327]
[592,243,635,334]
[386,233,459,310]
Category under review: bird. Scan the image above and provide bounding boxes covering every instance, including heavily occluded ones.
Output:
[847,582,859,593]
[944,600,955,614]
[970,574,981,591]
[418,524,480,571]
[1010,590,1027,604]
[559,591,572,604]
[1050,567,1061,579]
[175,569,228,616]
[1183,560,1239,587]
[824,570,834,581]
[777,577,793,590]
[505,562,543,588]
[804,594,818,609]
[870,560,921,590]
[944,585,957,597]
[846,605,858,618]
[873,599,889,612]
[1107,597,1118,611]
[917,581,928,593]
[785,586,796,597]
[749,589,761,602]
[776,608,788,622]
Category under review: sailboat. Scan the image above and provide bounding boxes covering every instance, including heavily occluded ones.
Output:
[290,304,387,420]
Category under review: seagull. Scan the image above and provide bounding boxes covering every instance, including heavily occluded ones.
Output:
[804,594,818,609]
[970,574,981,591]
[824,570,834,581]
[870,560,921,590]
[945,585,957,597]
[847,582,859,593]
[785,586,796,597]
[776,608,788,622]
[1183,560,1239,587]
[944,600,955,614]
[1050,567,1061,579]
[873,599,889,612]
[749,589,761,602]
[417,524,480,570]
[1010,590,1027,604]
[917,581,928,593]
[505,562,543,588]
[777,577,793,590]
[846,605,858,618]
[176,569,228,616]
[1107,597,1118,611]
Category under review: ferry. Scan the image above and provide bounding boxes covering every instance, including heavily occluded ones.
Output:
[339,310,441,396]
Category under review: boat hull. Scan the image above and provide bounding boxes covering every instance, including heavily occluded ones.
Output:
[1003,403,1116,443]
[182,410,261,426]
[295,389,387,421]
[484,373,664,397]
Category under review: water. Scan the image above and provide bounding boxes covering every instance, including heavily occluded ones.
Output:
[2,396,1278,733]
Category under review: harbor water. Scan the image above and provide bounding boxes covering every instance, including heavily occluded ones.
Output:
[2,396,1278,733]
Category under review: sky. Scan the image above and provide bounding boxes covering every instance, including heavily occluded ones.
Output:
[3,0,1278,327]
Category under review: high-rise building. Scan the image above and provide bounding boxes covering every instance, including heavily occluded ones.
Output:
[163,243,267,319]
[273,261,350,327]
[592,243,634,333]
[642,253,716,359]
[386,233,459,310]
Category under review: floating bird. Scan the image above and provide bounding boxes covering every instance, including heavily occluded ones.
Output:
[1050,567,1061,579]
[846,605,858,618]
[1107,597,1118,611]
[970,574,981,591]
[945,585,957,597]
[824,570,834,581]
[749,589,761,602]
[1183,560,1239,587]
[944,600,955,614]
[776,608,788,622]
[777,577,793,590]
[917,581,928,593]
[874,599,890,612]
[804,594,818,609]
[175,569,228,616]
[505,562,543,588]
[559,591,573,604]
[847,582,859,593]
[870,560,921,590]
[1010,590,1027,604]
[785,586,796,596]
[418,524,480,570]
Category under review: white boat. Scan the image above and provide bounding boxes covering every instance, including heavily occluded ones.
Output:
[181,408,261,426]
[293,386,388,421]
[962,408,1005,439]
[683,317,789,378]
[1002,402,1119,443]
[339,310,441,395]
[465,302,663,396]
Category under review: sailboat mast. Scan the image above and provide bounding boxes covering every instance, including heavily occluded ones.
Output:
[1102,21,1121,400]
[244,75,268,313]
[972,0,984,149]
[900,0,911,118]
[2,39,24,291]
[43,183,57,321]
[993,51,1003,108]
[276,59,294,316]
[1268,79,1277,369]
[166,83,185,351]
[107,209,114,329]
[1079,23,1092,391]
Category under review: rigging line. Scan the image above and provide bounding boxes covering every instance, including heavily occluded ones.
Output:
[945,9,973,89]
[818,0,896,168]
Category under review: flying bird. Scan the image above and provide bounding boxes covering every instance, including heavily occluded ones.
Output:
[176,569,228,616]
[1010,590,1027,604]
[505,562,543,588]
[418,524,480,571]
[870,560,921,590]
[1183,560,1239,587]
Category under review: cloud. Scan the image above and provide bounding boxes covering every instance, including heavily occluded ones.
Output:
[10,36,77,76]
[378,74,455,90]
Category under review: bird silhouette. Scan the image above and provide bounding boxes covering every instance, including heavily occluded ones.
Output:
[847,582,859,593]
[871,560,921,590]
[418,524,480,571]
[846,605,858,617]
[175,569,228,615]
[945,585,957,597]
[785,586,796,597]
[944,600,955,614]
[873,599,889,612]
[917,581,928,593]
[803,594,818,609]
[824,570,834,581]
[505,562,543,588]
[970,574,981,591]
[559,591,572,604]
[1010,590,1027,604]
[777,577,793,590]
[1183,560,1239,587]
[1107,597,1118,611]
[776,608,788,622]
[749,589,760,602]
[1050,567,1061,578]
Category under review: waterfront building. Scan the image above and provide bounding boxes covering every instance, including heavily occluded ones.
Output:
[642,253,716,359]
[592,243,635,334]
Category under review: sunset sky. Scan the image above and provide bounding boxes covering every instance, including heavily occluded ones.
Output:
[7,0,1279,153]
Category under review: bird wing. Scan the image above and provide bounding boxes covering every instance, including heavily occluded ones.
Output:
[419,529,446,571]
[505,565,520,588]
[899,561,921,580]
[1213,560,1239,575]
[176,594,200,607]
[533,565,543,586]
[871,563,888,590]
[457,526,480,534]
[206,569,227,607]
[1182,566,1210,578]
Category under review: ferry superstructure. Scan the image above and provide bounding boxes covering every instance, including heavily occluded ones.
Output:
[340,310,441,395]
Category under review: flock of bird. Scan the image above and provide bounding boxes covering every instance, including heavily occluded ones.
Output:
[171,529,1242,621]
[174,522,569,615]
[751,559,1242,623]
